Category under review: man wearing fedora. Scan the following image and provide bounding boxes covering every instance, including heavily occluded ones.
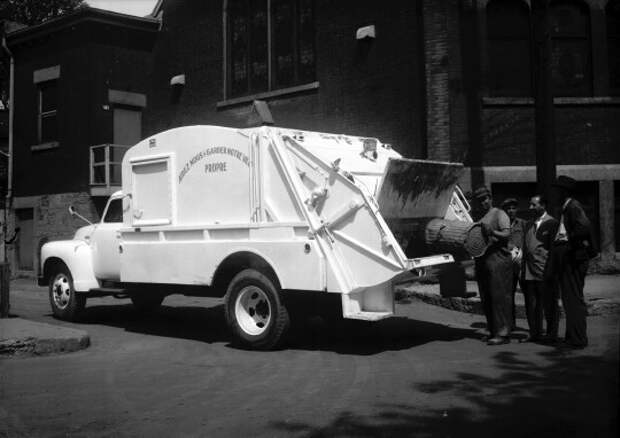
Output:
[501,197,526,328]
[473,186,513,345]
[550,175,595,349]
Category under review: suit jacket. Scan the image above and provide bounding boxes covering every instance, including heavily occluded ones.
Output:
[522,214,559,281]
[562,199,596,261]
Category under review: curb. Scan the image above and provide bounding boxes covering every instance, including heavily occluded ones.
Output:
[0,319,90,357]
[395,286,619,317]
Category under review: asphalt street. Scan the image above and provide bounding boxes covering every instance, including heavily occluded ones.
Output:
[1,280,618,437]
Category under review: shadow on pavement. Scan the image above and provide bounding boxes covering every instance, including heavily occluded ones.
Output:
[269,349,619,437]
[73,303,231,344]
[71,302,480,355]
[286,316,479,355]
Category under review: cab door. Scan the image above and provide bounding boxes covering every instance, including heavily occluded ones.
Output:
[91,195,124,281]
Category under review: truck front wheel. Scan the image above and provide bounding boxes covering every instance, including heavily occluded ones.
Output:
[225,269,290,350]
[49,265,86,321]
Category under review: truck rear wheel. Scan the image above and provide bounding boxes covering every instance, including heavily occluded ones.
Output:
[225,269,289,350]
[49,265,86,321]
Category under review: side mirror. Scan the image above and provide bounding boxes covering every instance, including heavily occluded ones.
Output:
[68,205,93,225]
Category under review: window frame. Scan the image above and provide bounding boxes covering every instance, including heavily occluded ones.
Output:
[37,79,58,145]
[222,0,317,102]
[549,0,593,97]
[485,0,534,97]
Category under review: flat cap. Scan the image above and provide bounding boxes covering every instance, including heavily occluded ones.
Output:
[473,186,491,199]
[501,197,518,208]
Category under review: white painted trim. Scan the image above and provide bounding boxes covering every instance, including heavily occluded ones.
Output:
[217,81,320,108]
[33,65,60,84]
[13,196,38,209]
[31,141,59,151]
[459,164,620,189]
[108,89,147,108]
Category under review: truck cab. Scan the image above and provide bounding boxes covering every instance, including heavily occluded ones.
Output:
[39,191,124,319]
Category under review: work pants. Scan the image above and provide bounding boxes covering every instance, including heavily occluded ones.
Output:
[552,243,589,347]
[475,249,513,338]
[542,281,560,339]
[560,260,589,347]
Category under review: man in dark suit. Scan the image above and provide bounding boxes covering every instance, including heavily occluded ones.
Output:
[520,195,559,342]
[550,176,595,349]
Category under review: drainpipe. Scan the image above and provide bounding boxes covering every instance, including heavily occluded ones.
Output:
[1,34,14,264]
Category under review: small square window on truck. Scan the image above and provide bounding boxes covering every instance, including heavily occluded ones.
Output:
[130,157,173,226]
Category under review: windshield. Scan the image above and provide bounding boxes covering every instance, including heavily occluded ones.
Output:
[103,198,123,223]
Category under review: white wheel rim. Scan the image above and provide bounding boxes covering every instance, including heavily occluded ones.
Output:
[52,274,72,310]
[234,286,272,336]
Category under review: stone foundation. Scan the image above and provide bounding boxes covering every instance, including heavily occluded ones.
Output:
[10,192,102,276]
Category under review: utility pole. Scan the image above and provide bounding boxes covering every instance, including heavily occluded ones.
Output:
[532,0,557,213]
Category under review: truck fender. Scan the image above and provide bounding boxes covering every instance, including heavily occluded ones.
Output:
[211,248,283,294]
[40,240,99,292]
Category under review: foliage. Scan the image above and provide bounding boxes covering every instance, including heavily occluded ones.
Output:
[0,0,84,26]
[0,0,84,107]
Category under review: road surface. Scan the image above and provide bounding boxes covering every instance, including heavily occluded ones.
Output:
[1,280,618,437]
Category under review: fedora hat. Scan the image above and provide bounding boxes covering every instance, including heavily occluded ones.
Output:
[552,175,577,191]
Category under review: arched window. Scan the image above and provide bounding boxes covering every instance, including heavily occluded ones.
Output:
[226,0,316,98]
[550,0,592,96]
[607,0,620,94]
[486,0,532,97]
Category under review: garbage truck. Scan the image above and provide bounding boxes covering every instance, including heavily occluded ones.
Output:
[39,125,481,349]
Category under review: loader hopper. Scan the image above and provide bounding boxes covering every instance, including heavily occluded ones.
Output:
[377,158,488,260]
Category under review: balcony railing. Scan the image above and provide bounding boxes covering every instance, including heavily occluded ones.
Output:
[89,144,129,196]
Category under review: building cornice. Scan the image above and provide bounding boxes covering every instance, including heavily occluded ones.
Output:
[6,6,160,48]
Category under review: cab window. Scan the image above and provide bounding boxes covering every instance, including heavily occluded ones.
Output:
[103,199,123,223]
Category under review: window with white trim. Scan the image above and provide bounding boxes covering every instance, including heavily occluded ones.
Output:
[38,80,58,144]
[226,0,316,98]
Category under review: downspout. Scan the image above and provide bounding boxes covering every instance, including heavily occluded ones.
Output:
[1,35,14,263]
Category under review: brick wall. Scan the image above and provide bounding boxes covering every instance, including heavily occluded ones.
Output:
[144,0,426,159]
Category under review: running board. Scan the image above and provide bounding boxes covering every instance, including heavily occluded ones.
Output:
[88,287,129,298]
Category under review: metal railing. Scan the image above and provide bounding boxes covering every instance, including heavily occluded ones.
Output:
[89,144,129,189]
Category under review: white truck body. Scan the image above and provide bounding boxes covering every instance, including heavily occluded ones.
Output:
[40,125,470,348]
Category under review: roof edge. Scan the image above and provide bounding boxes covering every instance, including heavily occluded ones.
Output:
[6,6,160,47]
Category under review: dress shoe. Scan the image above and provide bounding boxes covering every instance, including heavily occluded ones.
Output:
[557,340,587,350]
[540,335,560,345]
[518,334,540,343]
[487,337,510,346]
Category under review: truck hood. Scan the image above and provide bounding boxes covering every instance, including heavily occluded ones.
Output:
[73,225,96,242]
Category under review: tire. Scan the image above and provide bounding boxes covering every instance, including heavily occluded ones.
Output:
[49,264,86,321]
[224,269,290,350]
[130,292,164,313]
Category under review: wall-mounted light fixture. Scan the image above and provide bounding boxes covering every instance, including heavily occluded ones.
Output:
[356,25,376,40]
[170,74,185,103]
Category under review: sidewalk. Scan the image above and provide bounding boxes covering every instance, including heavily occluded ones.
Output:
[395,274,620,317]
[1,279,90,357]
[0,317,90,357]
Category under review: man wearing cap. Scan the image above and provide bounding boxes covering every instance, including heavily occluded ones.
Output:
[550,176,595,349]
[473,186,513,345]
[521,195,559,342]
[501,197,526,328]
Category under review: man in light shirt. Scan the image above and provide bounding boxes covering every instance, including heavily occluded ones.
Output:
[520,195,559,343]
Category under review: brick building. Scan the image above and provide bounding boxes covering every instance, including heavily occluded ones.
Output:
[5,7,158,273]
[143,0,619,259]
[5,0,619,273]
